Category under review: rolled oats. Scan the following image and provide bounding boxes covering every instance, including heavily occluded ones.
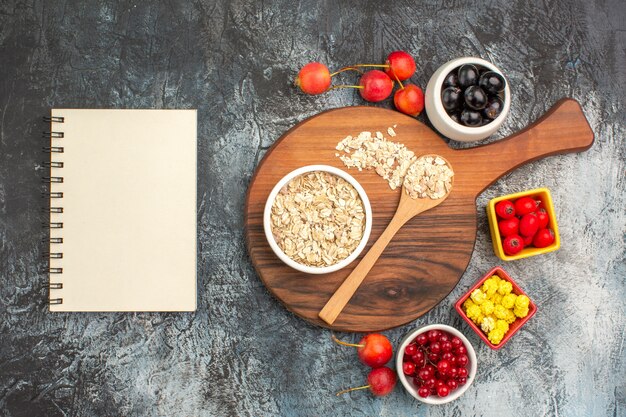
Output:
[403,155,454,199]
[270,171,365,267]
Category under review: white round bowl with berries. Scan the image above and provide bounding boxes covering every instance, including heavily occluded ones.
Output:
[396,324,477,404]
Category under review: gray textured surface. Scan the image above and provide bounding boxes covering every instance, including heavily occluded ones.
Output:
[0,0,625,416]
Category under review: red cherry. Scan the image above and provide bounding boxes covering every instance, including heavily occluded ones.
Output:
[393,84,424,116]
[514,197,536,216]
[332,334,393,368]
[295,62,331,95]
[359,70,393,102]
[437,385,450,397]
[456,354,469,367]
[418,386,430,398]
[403,361,416,375]
[385,51,416,81]
[336,367,396,397]
[458,367,469,378]
[404,343,418,357]
[495,200,516,219]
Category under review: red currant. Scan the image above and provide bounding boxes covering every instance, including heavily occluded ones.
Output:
[403,361,416,375]
[448,367,458,379]
[458,376,467,386]
[441,352,454,362]
[447,379,458,390]
[441,341,453,352]
[428,352,439,363]
[405,343,418,356]
[427,330,441,343]
[455,345,467,355]
[417,367,433,380]
[451,336,462,348]
[437,360,450,375]
[456,354,469,368]
[423,377,436,388]
[430,342,442,354]
[416,333,428,346]
[434,379,446,389]
[439,333,450,343]
[437,385,450,397]
[418,387,430,398]
[411,351,425,363]
[457,367,468,378]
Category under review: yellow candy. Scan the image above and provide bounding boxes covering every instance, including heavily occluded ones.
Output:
[481,300,495,315]
[481,316,496,333]
[488,328,505,344]
[490,293,503,305]
[463,299,476,310]
[470,289,487,305]
[497,280,513,295]
[505,309,517,324]
[496,319,509,333]
[491,275,502,284]
[494,304,508,320]
[466,304,482,321]
[481,279,498,297]
[501,293,518,309]
[515,295,530,309]
[514,306,529,318]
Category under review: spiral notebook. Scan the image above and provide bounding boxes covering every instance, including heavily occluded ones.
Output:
[45,109,197,312]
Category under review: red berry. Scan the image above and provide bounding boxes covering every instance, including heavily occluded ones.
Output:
[458,376,467,386]
[417,366,433,380]
[418,386,430,398]
[456,354,469,368]
[458,367,468,378]
[502,234,525,256]
[428,352,439,363]
[441,352,454,362]
[385,51,416,81]
[455,345,466,355]
[393,84,424,116]
[537,208,550,229]
[404,343,418,357]
[451,337,462,349]
[435,379,446,389]
[448,367,458,379]
[522,233,534,246]
[423,377,436,388]
[366,367,397,396]
[495,200,516,219]
[359,70,393,102]
[498,217,520,237]
[411,350,425,363]
[533,228,555,248]
[437,385,450,397]
[519,213,539,237]
[514,197,536,216]
[437,360,451,375]
[415,334,428,346]
[439,334,450,343]
[430,342,442,354]
[403,361,416,375]
[295,62,331,95]
[427,330,441,343]
[447,379,458,390]
[356,334,393,368]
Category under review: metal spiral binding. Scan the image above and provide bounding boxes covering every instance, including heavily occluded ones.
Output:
[44,116,64,306]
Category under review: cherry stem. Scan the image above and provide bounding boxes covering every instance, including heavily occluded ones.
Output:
[330,66,364,77]
[331,334,365,348]
[329,84,363,90]
[350,64,390,69]
[391,68,404,89]
[336,385,370,396]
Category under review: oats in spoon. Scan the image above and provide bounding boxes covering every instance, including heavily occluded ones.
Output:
[403,155,454,199]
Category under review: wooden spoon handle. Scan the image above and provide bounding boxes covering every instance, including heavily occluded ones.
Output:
[318,213,408,325]
[453,98,594,195]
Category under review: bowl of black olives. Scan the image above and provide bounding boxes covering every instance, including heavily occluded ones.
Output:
[425,57,511,142]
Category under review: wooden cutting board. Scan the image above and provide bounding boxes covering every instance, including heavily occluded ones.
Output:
[244,98,593,332]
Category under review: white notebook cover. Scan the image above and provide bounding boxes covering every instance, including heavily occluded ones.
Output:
[48,109,197,311]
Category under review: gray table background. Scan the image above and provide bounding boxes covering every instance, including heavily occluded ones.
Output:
[1,1,624,416]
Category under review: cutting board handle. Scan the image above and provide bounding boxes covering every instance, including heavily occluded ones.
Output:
[455,98,594,196]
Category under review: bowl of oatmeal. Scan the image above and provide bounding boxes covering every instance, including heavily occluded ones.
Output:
[263,165,373,274]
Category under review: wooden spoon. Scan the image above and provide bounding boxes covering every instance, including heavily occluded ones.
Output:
[318,155,454,325]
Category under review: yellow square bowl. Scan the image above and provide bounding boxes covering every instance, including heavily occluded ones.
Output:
[487,187,560,261]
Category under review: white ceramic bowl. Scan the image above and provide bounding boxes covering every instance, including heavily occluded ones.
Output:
[263,165,372,275]
[425,57,511,142]
[396,324,477,405]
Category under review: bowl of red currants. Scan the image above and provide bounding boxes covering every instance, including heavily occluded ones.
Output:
[425,57,511,142]
[396,324,477,404]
